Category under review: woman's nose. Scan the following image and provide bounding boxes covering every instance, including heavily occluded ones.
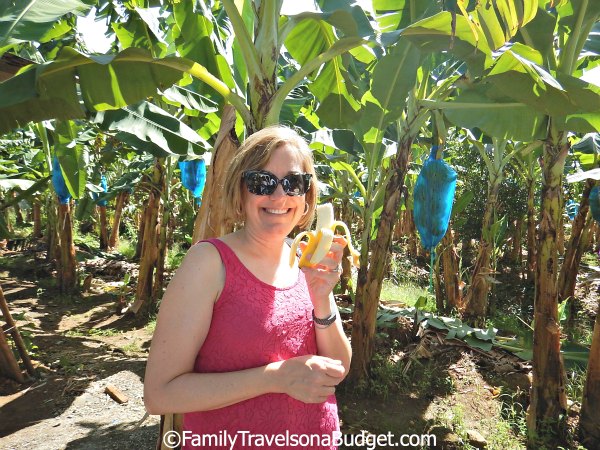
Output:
[270,182,287,198]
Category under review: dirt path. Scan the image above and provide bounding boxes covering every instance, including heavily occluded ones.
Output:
[1,370,159,450]
[0,260,161,449]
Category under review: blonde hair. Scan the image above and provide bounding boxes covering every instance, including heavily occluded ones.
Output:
[222,125,317,230]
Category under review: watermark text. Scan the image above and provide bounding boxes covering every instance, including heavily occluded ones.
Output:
[162,429,437,449]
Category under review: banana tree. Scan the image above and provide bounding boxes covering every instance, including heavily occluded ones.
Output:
[337,0,540,382]
[0,129,48,236]
[463,137,524,325]
[94,99,211,316]
[559,135,600,307]
[403,0,600,445]
[350,51,461,381]
[511,142,542,283]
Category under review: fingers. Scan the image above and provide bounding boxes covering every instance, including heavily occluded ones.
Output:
[303,242,345,272]
[298,237,347,263]
[315,357,346,379]
[305,358,344,403]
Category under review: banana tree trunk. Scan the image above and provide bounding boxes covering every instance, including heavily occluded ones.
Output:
[557,208,565,256]
[558,180,593,303]
[98,205,108,251]
[32,198,42,239]
[109,190,129,250]
[393,208,403,241]
[464,179,501,325]
[135,186,147,260]
[580,301,600,448]
[510,217,523,265]
[12,191,24,226]
[3,195,13,234]
[131,158,165,319]
[46,195,59,261]
[567,216,593,337]
[441,227,462,313]
[526,178,537,282]
[57,201,76,293]
[349,139,412,382]
[406,208,419,258]
[192,105,238,242]
[338,200,354,296]
[526,138,568,447]
[151,162,175,307]
[434,250,443,311]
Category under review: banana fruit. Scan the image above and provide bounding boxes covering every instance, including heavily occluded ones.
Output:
[289,203,360,268]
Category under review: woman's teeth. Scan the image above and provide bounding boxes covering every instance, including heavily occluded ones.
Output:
[264,208,289,215]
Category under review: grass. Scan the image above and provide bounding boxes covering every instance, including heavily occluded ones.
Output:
[431,397,527,450]
[379,280,433,308]
[121,341,143,353]
[565,365,587,404]
[65,327,121,337]
[580,252,598,267]
[492,392,528,447]
[116,237,136,260]
[166,242,187,271]
[360,346,455,401]
[145,317,157,333]
[73,226,100,250]
[10,223,34,238]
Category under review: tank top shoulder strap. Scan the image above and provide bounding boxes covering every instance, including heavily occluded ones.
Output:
[196,238,239,269]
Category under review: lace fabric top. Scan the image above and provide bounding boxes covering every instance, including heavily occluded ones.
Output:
[182,238,339,450]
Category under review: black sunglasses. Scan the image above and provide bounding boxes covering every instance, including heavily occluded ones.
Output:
[242,170,312,196]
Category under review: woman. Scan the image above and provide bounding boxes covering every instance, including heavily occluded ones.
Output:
[144,125,352,449]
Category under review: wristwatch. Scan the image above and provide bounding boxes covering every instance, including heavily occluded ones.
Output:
[312,309,337,326]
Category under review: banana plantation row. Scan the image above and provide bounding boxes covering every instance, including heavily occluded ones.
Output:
[1,0,599,447]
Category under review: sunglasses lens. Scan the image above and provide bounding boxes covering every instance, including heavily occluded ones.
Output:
[282,174,309,196]
[245,171,277,195]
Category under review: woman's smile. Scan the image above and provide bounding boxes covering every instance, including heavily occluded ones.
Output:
[263,207,291,215]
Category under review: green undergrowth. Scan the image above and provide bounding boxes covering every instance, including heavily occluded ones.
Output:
[116,237,137,260]
[166,242,187,270]
[380,280,434,308]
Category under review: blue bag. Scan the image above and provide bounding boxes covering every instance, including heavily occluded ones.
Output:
[590,186,600,222]
[52,157,71,205]
[179,159,207,201]
[413,147,457,289]
[94,174,108,206]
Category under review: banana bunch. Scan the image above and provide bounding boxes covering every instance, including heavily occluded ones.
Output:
[289,203,360,268]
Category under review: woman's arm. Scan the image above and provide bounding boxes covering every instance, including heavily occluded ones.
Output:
[313,292,352,375]
[300,237,352,376]
[144,242,345,415]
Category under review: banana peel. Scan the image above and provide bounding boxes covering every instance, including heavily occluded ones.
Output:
[289,203,360,268]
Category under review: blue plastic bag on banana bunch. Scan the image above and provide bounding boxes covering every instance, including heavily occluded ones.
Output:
[179,159,207,206]
[589,186,600,222]
[413,146,457,290]
[51,156,71,205]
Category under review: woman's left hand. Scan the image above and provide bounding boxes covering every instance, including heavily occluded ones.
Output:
[299,236,347,309]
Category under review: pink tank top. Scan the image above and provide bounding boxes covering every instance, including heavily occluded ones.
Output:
[182,238,339,450]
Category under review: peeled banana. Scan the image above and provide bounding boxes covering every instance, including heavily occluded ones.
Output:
[289,203,360,268]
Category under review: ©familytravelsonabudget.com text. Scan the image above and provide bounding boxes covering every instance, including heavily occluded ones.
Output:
[162,429,437,449]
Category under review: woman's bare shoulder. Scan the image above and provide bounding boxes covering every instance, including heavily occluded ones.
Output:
[165,240,225,303]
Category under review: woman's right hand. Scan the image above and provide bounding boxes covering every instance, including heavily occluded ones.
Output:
[269,355,346,403]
